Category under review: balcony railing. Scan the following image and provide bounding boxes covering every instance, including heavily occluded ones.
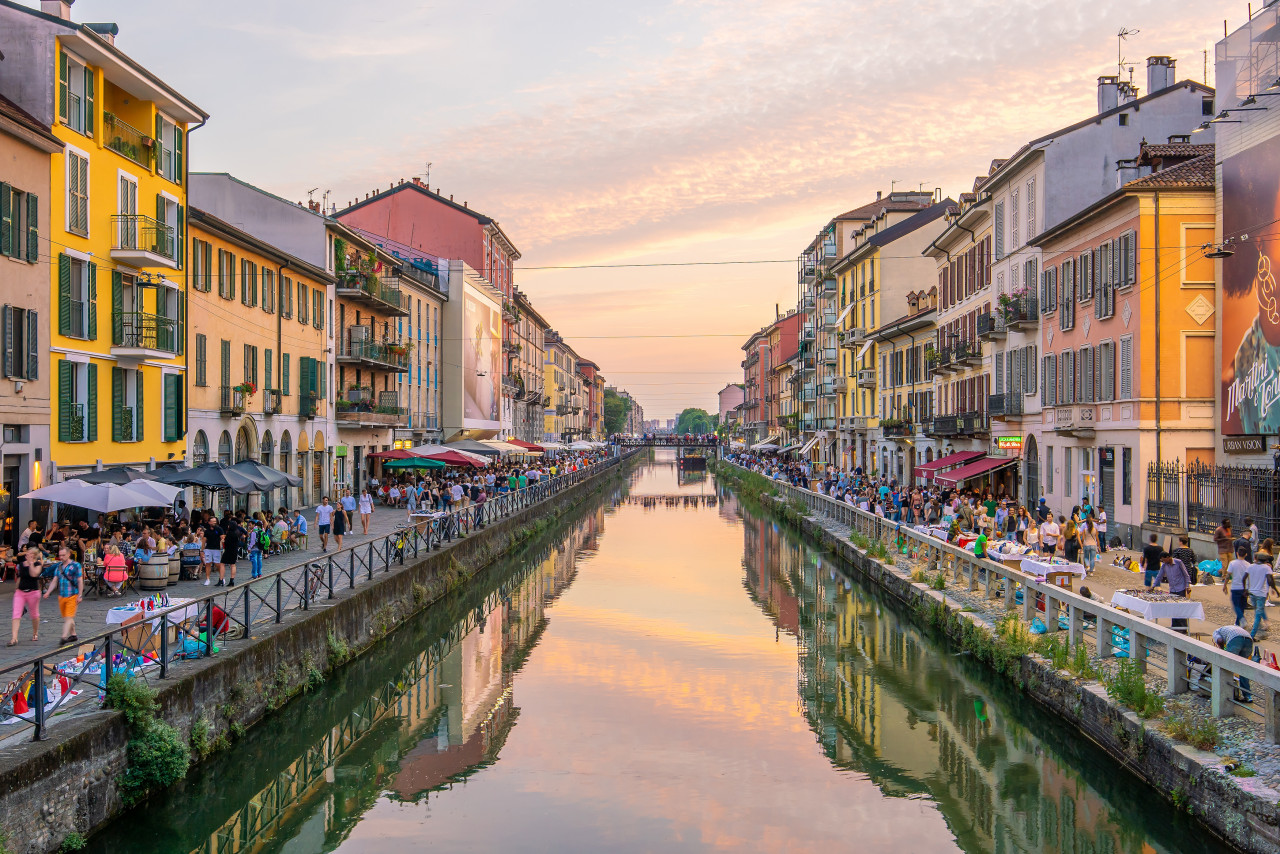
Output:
[802,325,816,340]
[976,311,1005,339]
[988,392,1023,418]
[66,402,86,442]
[929,415,959,436]
[882,420,913,438]
[111,310,177,354]
[834,376,848,392]
[300,393,319,419]
[953,340,980,364]
[821,348,837,363]
[345,386,374,404]
[413,412,440,431]
[220,386,246,416]
[336,337,411,371]
[998,292,1039,328]
[820,417,837,430]
[821,312,839,328]
[103,114,152,168]
[112,214,176,261]
[336,270,409,315]
[959,411,990,435]
[856,369,876,388]
[263,389,282,415]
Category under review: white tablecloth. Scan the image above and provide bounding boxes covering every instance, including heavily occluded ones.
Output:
[106,598,200,629]
[1020,558,1087,578]
[1109,591,1205,622]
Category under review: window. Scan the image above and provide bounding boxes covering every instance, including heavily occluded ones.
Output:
[0,183,38,262]
[57,359,97,442]
[240,259,257,307]
[243,344,258,386]
[265,348,273,391]
[1010,189,1020,249]
[1065,447,1073,497]
[163,373,183,442]
[194,333,207,386]
[58,52,94,137]
[57,254,96,340]
[994,201,1005,259]
[1122,447,1133,505]
[1119,336,1133,399]
[1202,97,1214,116]
[1098,340,1115,401]
[192,239,212,291]
[154,114,183,184]
[1026,177,1036,238]
[1080,345,1094,402]
[1047,446,1054,493]
[281,276,293,319]
[1118,230,1137,288]
[297,282,308,325]
[282,353,290,395]
[111,366,144,442]
[217,249,236,300]
[66,151,89,236]
[219,339,231,390]
[261,267,275,314]
[2,306,38,380]
[1118,113,1129,127]
[312,289,324,330]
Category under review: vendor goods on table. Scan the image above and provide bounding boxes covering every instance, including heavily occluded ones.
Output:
[1117,589,1185,602]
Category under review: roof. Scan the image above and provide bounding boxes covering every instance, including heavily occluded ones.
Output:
[1137,142,1213,161]
[835,194,934,221]
[0,91,62,150]
[871,307,937,340]
[836,200,955,267]
[338,181,494,226]
[1124,152,1215,189]
[188,206,332,283]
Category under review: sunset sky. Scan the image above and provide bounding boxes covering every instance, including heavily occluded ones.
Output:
[28,0,1238,419]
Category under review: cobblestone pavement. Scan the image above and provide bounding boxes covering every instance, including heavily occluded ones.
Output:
[0,505,418,673]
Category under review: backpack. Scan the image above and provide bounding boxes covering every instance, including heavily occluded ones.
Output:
[257,530,271,551]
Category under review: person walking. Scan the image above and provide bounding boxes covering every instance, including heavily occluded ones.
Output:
[1224,546,1253,628]
[1079,517,1099,575]
[316,497,335,552]
[1246,552,1278,639]
[358,487,374,535]
[203,519,223,586]
[248,521,265,580]
[221,515,242,587]
[333,496,349,551]
[341,489,358,532]
[43,546,83,644]
[8,547,42,645]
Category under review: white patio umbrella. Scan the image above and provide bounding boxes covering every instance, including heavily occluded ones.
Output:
[21,479,183,513]
[751,442,780,451]
[568,441,594,451]
[480,440,526,455]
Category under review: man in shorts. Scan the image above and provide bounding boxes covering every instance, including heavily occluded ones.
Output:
[203,518,223,586]
[42,546,83,643]
[1040,515,1060,557]
[316,497,334,552]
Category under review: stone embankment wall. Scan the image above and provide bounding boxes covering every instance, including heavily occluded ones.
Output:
[717,464,1279,854]
[0,453,639,853]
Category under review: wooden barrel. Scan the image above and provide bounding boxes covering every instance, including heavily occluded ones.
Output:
[168,554,181,586]
[139,555,169,591]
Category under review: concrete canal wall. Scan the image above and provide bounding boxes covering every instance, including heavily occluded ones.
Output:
[716,462,1280,854]
[0,452,641,854]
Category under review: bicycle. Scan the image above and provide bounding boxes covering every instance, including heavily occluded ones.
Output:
[304,562,325,601]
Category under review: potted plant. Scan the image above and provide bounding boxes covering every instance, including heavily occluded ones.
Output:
[233,381,257,397]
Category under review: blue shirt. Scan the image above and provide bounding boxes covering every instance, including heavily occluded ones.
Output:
[294,516,308,534]
[56,560,82,598]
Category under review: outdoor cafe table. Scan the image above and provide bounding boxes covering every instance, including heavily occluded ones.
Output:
[1110,590,1206,623]
[105,598,200,629]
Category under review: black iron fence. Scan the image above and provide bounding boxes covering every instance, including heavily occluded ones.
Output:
[0,451,633,743]
[1146,460,1280,541]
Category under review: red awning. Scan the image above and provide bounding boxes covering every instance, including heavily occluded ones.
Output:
[366,449,421,460]
[934,456,1018,486]
[507,439,545,452]
[914,450,985,475]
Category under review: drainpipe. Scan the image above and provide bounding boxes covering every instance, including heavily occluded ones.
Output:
[277,259,291,499]
[179,116,206,511]
[1153,191,1162,465]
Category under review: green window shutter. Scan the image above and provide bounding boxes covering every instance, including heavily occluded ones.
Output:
[265,348,273,390]
[58,360,72,441]
[176,205,184,269]
[111,366,124,441]
[0,183,12,257]
[134,368,144,442]
[25,193,38,262]
[58,52,69,122]
[86,362,98,441]
[58,254,71,335]
[220,338,230,386]
[155,113,161,169]
[243,343,250,382]
[111,271,123,345]
[83,67,94,137]
[177,290,185,356]
[163,374,180,442]
[2,304,11,377]
[174,129,184,185]
[195,333,205,386]
[26,310,37,380]
[282,353,290,396]
[86,262,98,340]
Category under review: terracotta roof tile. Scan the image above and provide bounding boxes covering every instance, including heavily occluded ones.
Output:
[1125,152,1215,189]
[0,92,60,147]
[1137,142,1213,162]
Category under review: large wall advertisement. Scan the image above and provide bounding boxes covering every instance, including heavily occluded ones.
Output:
[463,288,501,429]
[1221,133,1280,436]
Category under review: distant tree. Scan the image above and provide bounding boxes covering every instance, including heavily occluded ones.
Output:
[675,407,715,435]
[603,389,630,434]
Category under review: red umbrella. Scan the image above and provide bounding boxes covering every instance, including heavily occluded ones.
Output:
[507,439,544,452]
[366,449,421,460]
[424,450,486,468]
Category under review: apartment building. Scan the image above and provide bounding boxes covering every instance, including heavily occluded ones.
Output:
[869,300,938,483]
[512,291,549,443]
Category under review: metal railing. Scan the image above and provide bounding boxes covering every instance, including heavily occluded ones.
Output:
[615,436,717,447]
[112,310,177,353]
[65,402,87,442]
[337,338,411,371]
[103,114,151,168]
[412,412,440,431]
[112,214,176,260]
[335,270,408,313]
[721,458,1280,742]
[263,389,282,416]
[988,392,1024,418]
[0,451,634,743]
[219,385,246,415]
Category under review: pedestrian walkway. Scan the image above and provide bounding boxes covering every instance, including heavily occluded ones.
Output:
[0,505,414,673]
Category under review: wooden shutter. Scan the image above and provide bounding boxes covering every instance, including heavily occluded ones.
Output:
[1125,230,1137,286]
[265,348,273,390]
[1120,338,1132,399]
[58,52,69,122]
[83,66,94,136]
[163,374,178,442]
[220,338,230,387]
[86,362,97,441]
[111,271,123,345]
[994,202,1004,259]
[111,366,124,441]
[25,193,38,262]
[0,183,12,257]
[58,254,71,335]
[243,343,251,382]
[282,353,290,395]
[174,129,184,185]
[177,290,185,356]
[195,333,206,386]
[1,305,11,377]
[1102,342,1115,401]
[1082,347,1094,402]
[135,368,144,442]
[1027,345,1037,393]
[176,205,184,269]
[86,262,97,340]
[58,360,72,441]
[318,360,325,398]
[26,310,37,380]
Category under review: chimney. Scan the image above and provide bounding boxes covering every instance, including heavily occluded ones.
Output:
[1098,75,1119,112]
[876,190,882,201]
[85,22,117,44]
[412,177,422,187]
[1147,56,1176,93]
[41,0,72,19]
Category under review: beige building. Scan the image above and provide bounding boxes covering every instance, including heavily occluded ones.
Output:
[511,290,547,443]
[0,94,60,546]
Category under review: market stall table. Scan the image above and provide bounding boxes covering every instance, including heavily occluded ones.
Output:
[1020,558,1087,578]
[1110,589,1206,623]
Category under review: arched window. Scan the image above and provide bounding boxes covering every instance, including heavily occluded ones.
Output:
[192,431,209,465]
[218,431,232,465]
[260,431,274,467]
[234,425,253,463]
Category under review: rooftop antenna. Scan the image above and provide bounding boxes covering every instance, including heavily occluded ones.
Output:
[306,187,319,204]
[418,162,432,186]
[890,178,900,193]
[1117,27,1139,80]
[321,189,331,212]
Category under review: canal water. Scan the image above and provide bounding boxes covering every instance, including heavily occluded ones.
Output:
[86,452,1230,853]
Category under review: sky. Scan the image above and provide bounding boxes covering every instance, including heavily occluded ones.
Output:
[23,0,1239,419]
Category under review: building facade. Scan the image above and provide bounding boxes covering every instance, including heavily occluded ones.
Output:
[870,303,938,484]
[512,291,548,443]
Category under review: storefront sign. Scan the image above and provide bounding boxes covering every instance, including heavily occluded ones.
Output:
[334,445,348,458]
[1100,447,1115,466]
[1224,435,1267,454]
[995,436,1023,452]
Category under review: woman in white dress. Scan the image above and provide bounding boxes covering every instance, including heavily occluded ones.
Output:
[358,488,374,535]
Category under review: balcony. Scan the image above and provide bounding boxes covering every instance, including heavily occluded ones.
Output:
[111,214,176,269]
[503,373,523,395]
[335,270,410,316]
[882,420,913,439]
[396,260,442,294]
[299,393,319,419]
[802,325,816,340]
[988,393,1023,419]
[820,276,838,295]
[799,263,816,285]
[263,389,282,416]
[65,402,87,442]
[220,385,246,416]
[103,114,152,169]
[851,416,870,431]
[412,412,440,433]
[819,379,835,397]
[998,292,1039,329]
[820,417,837,430]
[959,411,990,435]
[934,347,954,372]
[801,295,816,311]
[337,391,409,428]
[336,335,412,371]
[833,376,848,392]
[856,369,876,389]
[1052,406,1096,438]
[953,340,981,366]
[110,310,178,360]
[821,312,839,329]
[976,311,1005,339]
[821,347,838,364]
[799,386,816,402]
[925,352,940,375]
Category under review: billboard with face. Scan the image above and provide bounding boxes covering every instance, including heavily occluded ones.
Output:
[463,289,501,428]
[1221,132,1280,435]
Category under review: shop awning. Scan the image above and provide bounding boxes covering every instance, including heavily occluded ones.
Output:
[914,450,985,476]
[799,435,821,456]
[934,456,1018,486]
[779,443,800,453]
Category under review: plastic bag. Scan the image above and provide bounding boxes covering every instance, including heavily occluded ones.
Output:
[1030,617,1048,634]
[1199,559,1222,577]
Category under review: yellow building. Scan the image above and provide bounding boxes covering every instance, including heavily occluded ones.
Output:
[186,206,332,511]
[0,5,209,477]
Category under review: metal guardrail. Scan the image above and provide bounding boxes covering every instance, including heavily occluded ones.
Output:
[721,458,1280,742]
[0,452,634,743]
